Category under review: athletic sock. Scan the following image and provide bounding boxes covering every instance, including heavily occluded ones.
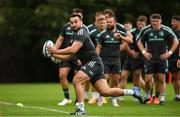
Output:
[123,89,134,96]
[77,102,85,111]
[84,91,88,99]
[63,88,70,99]
[92,92,97,99]
[145,90,150,99]
[159,93,165,102]
[176,94,180,99]
[96,92,100,98]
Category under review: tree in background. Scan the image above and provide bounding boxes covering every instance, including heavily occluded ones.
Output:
[0,0,179,82]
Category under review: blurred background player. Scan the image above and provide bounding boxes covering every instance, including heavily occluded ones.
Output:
[85,11,107,105]
[96,15,133,106]
[169,15,180,101]
[103,8,133,103]
[84,11,105,103]
[54,8,83,106]
[137,13,179,105]
[119,16,147,102]
[123,21,133,31]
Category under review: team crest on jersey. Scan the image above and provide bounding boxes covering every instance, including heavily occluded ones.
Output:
[106,35,110,38]
[81,66,86,70]
[67,27,71,30]
[150,32,153,36]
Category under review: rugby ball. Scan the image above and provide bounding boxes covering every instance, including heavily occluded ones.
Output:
[42,40,54,58]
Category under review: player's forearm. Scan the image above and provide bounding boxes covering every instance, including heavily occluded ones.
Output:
[169,38,179,55]
[137,40,146,53]
[55,47,74,55]
[53,54,72,61]
[121,32,133,43]
[54,36,64,49]
[96,44,102,55]
[125,44,133,54]
[179,45,180,57]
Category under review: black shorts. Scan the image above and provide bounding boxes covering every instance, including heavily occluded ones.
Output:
[144,59,168,74]
[168,58,180,73]
[102,57,121,74]
[80,58,105,85]
[59,60,80,70]
[123,55,144,71]
[122,56,131,70]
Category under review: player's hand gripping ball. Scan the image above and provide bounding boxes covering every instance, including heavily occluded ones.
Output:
[42,40,62,64]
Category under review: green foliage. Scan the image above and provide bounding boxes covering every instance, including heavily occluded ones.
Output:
[0,0,179,82]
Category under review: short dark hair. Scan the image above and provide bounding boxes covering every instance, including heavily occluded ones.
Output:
[172,15,180,21]
[72,8,83,14]
[72,8,83,19]
[104,8,115,17]
[150,13,162,20]
[95,11,105,17]
[70,13,82,19]
[137,15,147,23]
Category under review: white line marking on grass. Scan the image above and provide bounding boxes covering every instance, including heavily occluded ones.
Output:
[0,101,103,117]
[2,101,178,117]
[0,101,69,114]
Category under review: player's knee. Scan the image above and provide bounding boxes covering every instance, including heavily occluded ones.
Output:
[72,78,77,85]
[158,78,165,84]
[99,89,109,96]
[59,72,68,79]
[145,77,152,83]
[72,77,81,86]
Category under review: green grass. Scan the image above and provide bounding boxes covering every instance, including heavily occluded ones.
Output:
[0,83,179,116]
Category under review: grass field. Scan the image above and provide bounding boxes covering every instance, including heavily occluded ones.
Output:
[0,83,179,116]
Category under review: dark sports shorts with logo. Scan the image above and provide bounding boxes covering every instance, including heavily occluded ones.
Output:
[102,57,121,74]
[144,59,168,74]
[80,58,105,85]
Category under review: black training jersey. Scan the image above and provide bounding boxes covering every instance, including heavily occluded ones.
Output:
[87,24,97,32]
[70,26,99,65]
[116,23,127,34]
[169,29,180,59]
[60,22,89,49]
[137,24,176,59]
[130,28,141,52]
[97,28,126,58]
[60,22,74,49]
[87,24,99,46]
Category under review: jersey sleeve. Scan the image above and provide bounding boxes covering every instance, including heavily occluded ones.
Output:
[59,24,67,37]
[136,28,146,43]
[74,28,87,44]
[96,32,104,45]
[116,23,127,36]
[165,28,176,41]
